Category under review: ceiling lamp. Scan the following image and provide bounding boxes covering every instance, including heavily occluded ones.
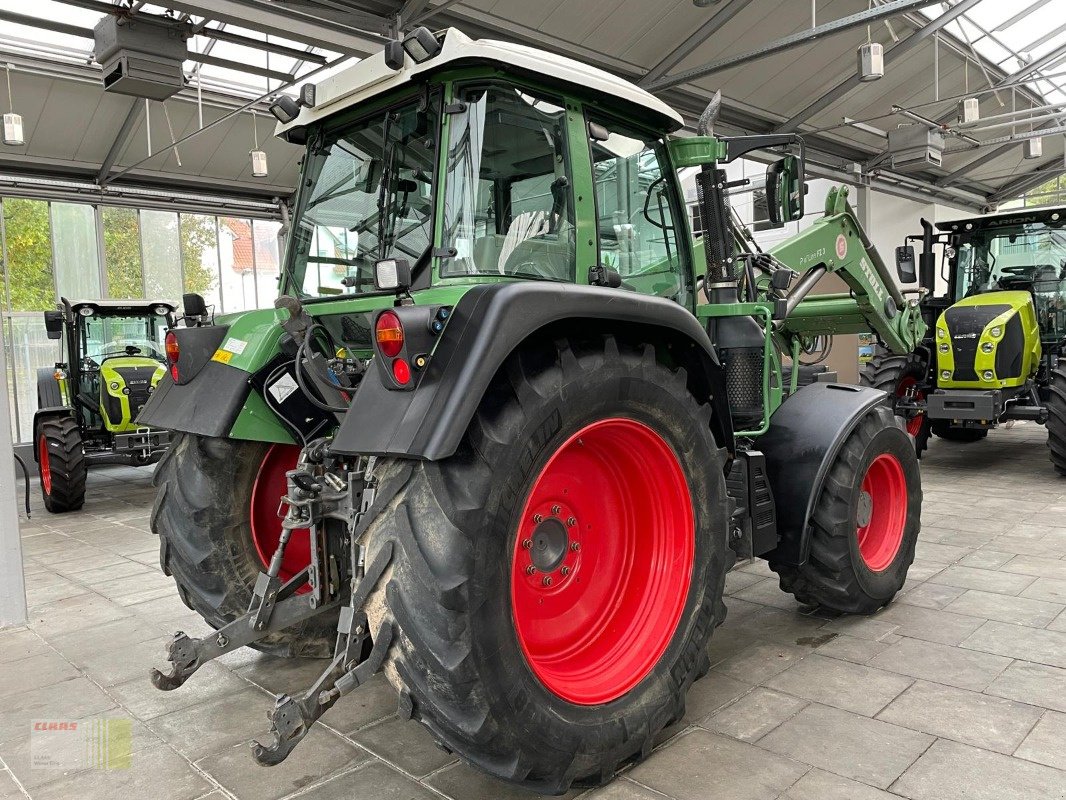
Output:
[1025,136,1043,160]
[2,63,24,147]
[960,97,980,124]
[250,110,268,178]
[857,41,884,82]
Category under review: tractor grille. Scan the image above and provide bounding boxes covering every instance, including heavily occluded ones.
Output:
[104,365,158,426]
[943,304,1009,382]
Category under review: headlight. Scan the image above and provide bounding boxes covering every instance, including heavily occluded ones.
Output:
[78,306,94,317]
[153,305,170,316]
[990,326,1002,338]
[981,342,994,354]
[939,343,950,353]
[941,370,951,380]
[983,370,994,381]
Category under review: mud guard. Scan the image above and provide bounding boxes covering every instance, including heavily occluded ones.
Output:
[758,382,890,566]
[331,282,734,461]
[31,407,75,461]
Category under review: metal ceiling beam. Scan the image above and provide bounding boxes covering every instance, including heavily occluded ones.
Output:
[157,0,386,56]
[937,117,1066,185]
[638,0,756,88]
[411,0,465,26]
[989,158,1066,204]
[195,25,329,64]
[775,0,982,133]
[0,9,93,39]
[191,53,294,83]
[97,99,144,182]
[397,0,431,26]
[645,0,943,92]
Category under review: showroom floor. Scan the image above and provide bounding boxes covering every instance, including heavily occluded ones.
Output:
[3,422,1066,800]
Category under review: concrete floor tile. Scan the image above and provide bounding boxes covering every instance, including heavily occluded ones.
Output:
[235,654,337,696]
[680,673,753,724]
[296,760,439,800]
[350,717,456,778]
[819,615,899,641]
[875,603,986,646]
[958,550,1016,570]
[27,594,134,639]
[1049,609,1066,632]
[813,634,889,665]
[780,768,898,800]
[961,620,1066,669]
[891,739,1065,800]
[197,728,368,800]
[985,661,1066,713]
[944,589,1064,628]
[732,578,804,611]
[737,560,775,578]
[0,651,80,699]
[1022,577,1066,604]
[45,617,164,663]
[736,607,829,644]
[51,552,130,575]
[701,687,806,742]
[626,729,806,800]
[107,662,251,721]
[427,761,582,800]
[1014,710,1066,771]
[867,638,1011,691]
[724,569,764,595]
[327,673,398,734]
[0,769,23,800]
[897,559,943,582]
[0,678,117,746]
[580,777,666,799]
[897,582,967,610]
[0,628,49,664]
[928,565,1037,596]
[875,680,1043,754]
[77,634,173,686]
[1000,555,1066,582]
[31,743,212,800]
[758,703,933,789]
[914,540,973,565]
[711,641,810,685]
[151,688,275,760]
[765,654,913,717]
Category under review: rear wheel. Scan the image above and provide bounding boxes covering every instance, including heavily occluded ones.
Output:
[769,405,921,614]
[362,334,731,793]
[859,349,930,456]
[151,433,335,656]
[37,416,86,513]
[931,420,988,442]
[1047,361,1066,476]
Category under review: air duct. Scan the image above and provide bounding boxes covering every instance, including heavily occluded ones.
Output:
[94,15,188,101]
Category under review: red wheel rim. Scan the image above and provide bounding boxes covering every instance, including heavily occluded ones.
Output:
[896,377,925,438]
[856,453,907,572]
[38,436,52,496]
[510,418,694,705]
[250,444,311,592]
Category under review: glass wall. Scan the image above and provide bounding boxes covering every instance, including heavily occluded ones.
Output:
[0,197,282,443]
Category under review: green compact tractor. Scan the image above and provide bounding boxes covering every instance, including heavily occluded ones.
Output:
[33,298,175,512]
[864,207,1066,465]
[142,29,926,793]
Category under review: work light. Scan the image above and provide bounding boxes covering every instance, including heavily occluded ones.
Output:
[374,258,411,291]
[402,27,441,63]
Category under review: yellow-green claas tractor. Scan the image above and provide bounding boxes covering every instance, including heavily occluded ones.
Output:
[863,207,1066,467]
[33,298,176,512]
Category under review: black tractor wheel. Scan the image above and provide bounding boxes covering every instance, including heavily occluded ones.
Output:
[361,334,731,793]
[859,348,931,456]
[151,433,337,657]
[37,416,87,513]
[1047,361,1066,476]
[931,420,988,442]
[769,405,922,614]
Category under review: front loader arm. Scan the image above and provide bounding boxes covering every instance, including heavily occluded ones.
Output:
[769,186,926,355]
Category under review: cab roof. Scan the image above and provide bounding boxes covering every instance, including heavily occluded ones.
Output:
[277,28,684,137]
[936,206,1066,233]
[67,299,176,314]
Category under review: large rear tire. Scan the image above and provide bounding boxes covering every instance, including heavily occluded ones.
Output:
[37,416,86,514]
[151,433,336,657]
[859,348,930,457]
[769,405,921,614]
[1047,362,1066,476]
[362,334,731,793]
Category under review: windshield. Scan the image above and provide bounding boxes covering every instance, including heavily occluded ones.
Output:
[80,314,168,363]
[956,221,1066,339]
[286,94,439,299]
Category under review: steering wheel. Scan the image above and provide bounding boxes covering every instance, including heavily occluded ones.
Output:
[125,345,142,356]
[1000,265,1034,276]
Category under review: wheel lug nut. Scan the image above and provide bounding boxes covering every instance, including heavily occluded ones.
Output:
[525,565,535,575]
[542,576,552,587]
[533,514,543,523]
[561,566,570,576]
[566,517,576,527]
[570,542,580,551]
[522,539,532,549]
[551,505,561,515]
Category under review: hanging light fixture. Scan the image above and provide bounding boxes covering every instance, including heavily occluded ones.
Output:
[2,63,24,147]
[857,12,883,82]
[960,59,980,124]
[250,109,268,178]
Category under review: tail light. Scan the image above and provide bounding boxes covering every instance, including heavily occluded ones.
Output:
[375,311,404,357]
[392,358,411,386]
[165,331,180,381]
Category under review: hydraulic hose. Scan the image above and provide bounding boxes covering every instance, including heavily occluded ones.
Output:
[12,453,31,518]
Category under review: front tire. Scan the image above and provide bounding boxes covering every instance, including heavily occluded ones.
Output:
[859,349,930,456]
[362,334,731,793]
[37,416,86,513]
[769,405,921,614]
[1047,361,1066,475]
[151,433,336,657]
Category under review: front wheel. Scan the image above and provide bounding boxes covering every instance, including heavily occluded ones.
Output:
[37,416,87,513]
[859,349,931,457]
[1047,361,1066,475]
[769,405,922,614]
[362,334,731,793]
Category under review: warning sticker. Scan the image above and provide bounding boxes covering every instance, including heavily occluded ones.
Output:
[221,338,248,355]
[835,234,848,260]
[268,373,298,404]
[211,349,233,364]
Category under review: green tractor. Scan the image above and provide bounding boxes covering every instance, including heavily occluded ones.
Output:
[33,298,175,512]
[141,29,926,793]
[865,207,1066,464]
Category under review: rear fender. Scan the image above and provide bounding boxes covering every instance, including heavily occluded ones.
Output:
[31,407,76,461]
[330,282,734,460]
[758,382,889,566]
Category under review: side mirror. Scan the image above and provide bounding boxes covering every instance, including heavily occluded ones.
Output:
[895,245,917,283]
[766,154,805,226]
[43,310,64,340]
[182,293,208,325]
